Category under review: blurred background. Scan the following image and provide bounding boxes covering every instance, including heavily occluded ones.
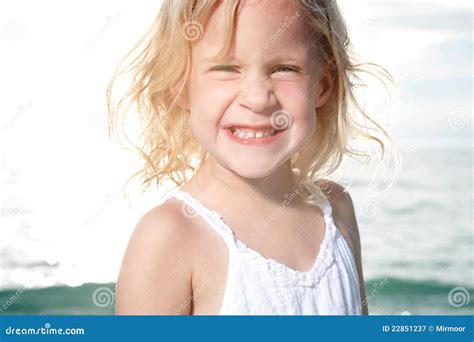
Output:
[0,0,472,315]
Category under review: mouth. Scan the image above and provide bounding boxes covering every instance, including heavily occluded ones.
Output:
[229,126,280,139]
[224,125,287,146]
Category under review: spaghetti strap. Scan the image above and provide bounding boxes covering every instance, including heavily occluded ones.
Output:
[160,188,237,247]
[157,186,362,315]
[161,187,337,287]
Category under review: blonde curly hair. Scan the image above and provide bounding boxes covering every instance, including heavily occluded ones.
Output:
[107,0,401,201]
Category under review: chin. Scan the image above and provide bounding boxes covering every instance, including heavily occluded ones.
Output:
[227,160,281,179]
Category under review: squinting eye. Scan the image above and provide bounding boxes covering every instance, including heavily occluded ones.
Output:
[213,65,238,72]
[273,65,299,73]
[210,64,300,74]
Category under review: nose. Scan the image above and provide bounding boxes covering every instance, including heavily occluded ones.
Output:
[237,73,277,114]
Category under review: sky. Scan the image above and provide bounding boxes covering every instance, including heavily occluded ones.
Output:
[0,0,472,288]
[0,0,472,150]
[338,0,472,145]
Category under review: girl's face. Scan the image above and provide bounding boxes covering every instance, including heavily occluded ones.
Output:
[187,0,331,179]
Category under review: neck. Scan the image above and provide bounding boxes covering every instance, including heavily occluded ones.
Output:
[185,154,301,206]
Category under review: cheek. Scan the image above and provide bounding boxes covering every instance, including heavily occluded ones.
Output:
[189,83,231,144]
[189,111,214,143]
[189,79,236,125]
[190,71,237,104]
[275,84,316,135]
[294,109,316,143]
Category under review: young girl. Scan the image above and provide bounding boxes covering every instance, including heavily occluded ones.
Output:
[108,0,396,315]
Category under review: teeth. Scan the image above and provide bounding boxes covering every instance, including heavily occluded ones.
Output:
[245,131,255,138]
[230,127,278,139]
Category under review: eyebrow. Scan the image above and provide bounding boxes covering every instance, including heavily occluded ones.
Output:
[203,56,232,63]
[203,53,306,64]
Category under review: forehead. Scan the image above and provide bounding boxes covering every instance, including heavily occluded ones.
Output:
[193,0,317,63]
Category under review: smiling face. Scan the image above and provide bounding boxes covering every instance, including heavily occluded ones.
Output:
[186,0,332,179]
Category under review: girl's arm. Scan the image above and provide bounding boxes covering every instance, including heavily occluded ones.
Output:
[115,205,195,315]
[344,209,369,316]
[317,180,369,315]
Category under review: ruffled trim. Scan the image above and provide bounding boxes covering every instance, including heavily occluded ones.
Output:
[163,189,234,236]
[233,202,336,287]
[163,188,336,287]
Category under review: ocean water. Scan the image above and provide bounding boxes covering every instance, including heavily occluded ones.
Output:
[0,279,472,315]
[0,144,472,315]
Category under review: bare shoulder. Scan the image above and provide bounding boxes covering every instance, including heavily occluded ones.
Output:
[314,179,356,230]
[315,179,353,211]
[314,179,360,251]
[115,200,200,315]
[315,178,369,315]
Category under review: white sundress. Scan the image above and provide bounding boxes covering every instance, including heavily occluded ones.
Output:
[157,188,363,315]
